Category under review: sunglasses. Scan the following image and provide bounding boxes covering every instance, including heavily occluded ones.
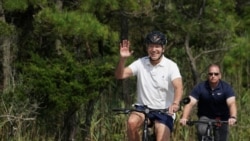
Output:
[208,73,219,76]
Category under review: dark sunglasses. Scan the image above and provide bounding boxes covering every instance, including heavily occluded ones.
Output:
[208,73,219,76]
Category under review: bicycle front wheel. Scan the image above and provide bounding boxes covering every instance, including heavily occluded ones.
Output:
[147,133,156,141]
[201,136,214,141]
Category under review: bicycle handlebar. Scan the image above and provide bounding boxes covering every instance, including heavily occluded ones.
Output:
[112,107,169,115]
[187,120,229,126]
[112,97,191,115]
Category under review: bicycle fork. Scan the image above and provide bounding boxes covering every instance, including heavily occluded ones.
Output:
[202,124,214,141]
[142,117,149,141]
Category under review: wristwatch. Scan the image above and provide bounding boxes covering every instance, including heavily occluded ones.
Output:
[230,116,237,120]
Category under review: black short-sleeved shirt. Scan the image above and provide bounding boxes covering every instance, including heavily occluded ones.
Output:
[190,80,235,120]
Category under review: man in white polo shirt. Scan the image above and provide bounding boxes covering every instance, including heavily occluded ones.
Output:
[115,31,183,141]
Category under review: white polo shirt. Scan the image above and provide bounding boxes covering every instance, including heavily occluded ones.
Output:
[128,56,181,109]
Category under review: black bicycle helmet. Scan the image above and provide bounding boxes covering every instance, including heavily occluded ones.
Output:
[145,31,167,46]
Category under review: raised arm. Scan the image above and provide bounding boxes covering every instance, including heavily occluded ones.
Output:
[115,40,133,79]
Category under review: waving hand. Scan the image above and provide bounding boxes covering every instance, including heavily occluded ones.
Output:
[120,40,133,58]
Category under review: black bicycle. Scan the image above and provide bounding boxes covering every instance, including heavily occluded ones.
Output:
[112,97,190,141]
[187,120,229,141]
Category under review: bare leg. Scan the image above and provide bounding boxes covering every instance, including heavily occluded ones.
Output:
[127,112,144,141]
[154,121,171,141]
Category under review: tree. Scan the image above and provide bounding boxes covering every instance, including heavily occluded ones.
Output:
[1,0,119,140]
[0,1,15,93]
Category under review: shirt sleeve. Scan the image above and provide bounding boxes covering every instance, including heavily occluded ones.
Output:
[169,63,182,81]
[224,83,236,98]
[128,59,140,76]
[190,84,201,100]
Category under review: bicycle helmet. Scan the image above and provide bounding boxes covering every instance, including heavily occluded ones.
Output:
[145,31,167,46]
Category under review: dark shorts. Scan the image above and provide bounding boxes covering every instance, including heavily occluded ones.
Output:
[135,105,174,132]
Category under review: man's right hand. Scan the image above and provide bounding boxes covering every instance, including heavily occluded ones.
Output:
[120,40,133,58]
[180,118,188,126]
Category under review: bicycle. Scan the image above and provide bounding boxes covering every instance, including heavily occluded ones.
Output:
[112,97,190,141]
[186,119,230,141]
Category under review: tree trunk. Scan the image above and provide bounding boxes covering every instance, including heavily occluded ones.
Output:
[81,99,95,141]
[184,34,200,85]
[120,11,128,41]
[0,1,12,93]
[63,109,77,141]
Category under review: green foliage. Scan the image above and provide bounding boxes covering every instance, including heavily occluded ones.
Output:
[34,8,110,40]
[3,0,48,11]
[3,0,29,11]
[0,21,15,36]
[239,2,250,30]
[29,0,48,6]
[223,36,249,72]
[79,0,120,11]
[16,53,114,113]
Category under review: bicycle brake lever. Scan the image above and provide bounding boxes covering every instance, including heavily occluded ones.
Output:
[186,121,194,126]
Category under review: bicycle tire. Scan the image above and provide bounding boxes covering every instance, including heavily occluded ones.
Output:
[202,136,214,141]
[147,133,156,141]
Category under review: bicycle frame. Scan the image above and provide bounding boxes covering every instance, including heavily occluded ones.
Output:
[142,109,150,141]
